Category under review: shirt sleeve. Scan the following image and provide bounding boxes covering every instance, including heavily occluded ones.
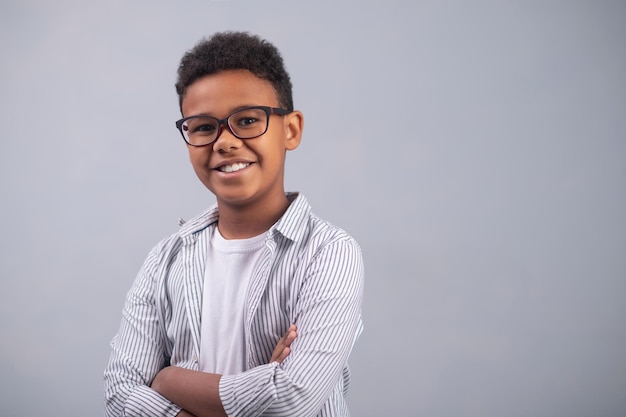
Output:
[104,244,183,417]
[219,237,365,417]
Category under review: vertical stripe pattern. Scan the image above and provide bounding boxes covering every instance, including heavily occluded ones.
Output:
[104,193,364,417]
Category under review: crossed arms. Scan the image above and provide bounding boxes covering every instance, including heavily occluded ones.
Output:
[105,234,363,417]
[151,325,297,417]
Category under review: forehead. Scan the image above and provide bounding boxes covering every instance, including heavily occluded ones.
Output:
[181,69,278,117]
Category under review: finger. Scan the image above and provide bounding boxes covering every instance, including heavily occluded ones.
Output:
[284,329,297,346]
[270,326,298,363]
[276,325,296,347]
[271,345,291,364]
[284,324,296,338]
[277,347,291,363]
[286,324,297,339]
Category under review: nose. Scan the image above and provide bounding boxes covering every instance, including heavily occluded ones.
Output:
[212,122,242,153]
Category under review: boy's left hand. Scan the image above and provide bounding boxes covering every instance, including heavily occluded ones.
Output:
[270,324,297,364]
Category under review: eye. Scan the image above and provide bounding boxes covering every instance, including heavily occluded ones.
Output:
[187,117,218,136]
[234,116,260,128]
[231,108,267,130]
[194,123,217,134]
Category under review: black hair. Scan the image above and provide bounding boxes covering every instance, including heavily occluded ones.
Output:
[175,31,293,113]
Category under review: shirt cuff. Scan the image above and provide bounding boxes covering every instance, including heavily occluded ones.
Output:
[125,384,182,417]
[219,362,279,417]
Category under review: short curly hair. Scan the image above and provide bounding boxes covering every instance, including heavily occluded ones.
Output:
[175,31,293,113]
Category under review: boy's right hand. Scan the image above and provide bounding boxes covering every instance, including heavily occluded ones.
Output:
[270,324,297,364]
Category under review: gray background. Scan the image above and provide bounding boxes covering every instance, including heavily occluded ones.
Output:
[1,1,625,416]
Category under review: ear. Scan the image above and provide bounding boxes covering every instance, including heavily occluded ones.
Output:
[284,110,304,151]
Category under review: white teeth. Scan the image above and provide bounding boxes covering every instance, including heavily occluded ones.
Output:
[219,162,250,173]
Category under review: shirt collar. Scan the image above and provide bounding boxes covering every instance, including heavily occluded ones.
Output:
[178,192,311,243]
[269,192,310,242]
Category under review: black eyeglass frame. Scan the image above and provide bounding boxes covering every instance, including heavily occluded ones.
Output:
[175,106,290,147]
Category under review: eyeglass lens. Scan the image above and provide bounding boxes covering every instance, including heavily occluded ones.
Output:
[182,107,269,146]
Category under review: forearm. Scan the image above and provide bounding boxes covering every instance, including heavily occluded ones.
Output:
[152,367,226,417]
[150,325,296,417]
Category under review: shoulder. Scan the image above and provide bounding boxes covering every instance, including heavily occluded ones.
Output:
[281,193,362,260]
[306,212,360,250]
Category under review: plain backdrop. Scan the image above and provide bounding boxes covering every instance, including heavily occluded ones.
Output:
[1,1,624,416]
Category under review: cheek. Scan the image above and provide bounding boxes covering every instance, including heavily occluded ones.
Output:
[188,149,211,174]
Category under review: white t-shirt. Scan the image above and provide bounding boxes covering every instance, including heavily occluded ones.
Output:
[198,226,266,375]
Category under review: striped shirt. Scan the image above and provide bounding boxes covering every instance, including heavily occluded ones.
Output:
[104,193,364,417]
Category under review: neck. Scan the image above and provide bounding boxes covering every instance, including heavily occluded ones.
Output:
[216,194,291,240]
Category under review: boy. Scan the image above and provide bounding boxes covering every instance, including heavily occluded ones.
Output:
[104,32,364,417]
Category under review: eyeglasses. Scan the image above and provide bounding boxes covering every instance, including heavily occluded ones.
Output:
[175,106,290,147]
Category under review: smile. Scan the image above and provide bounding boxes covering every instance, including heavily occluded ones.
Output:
[218,162,250,173]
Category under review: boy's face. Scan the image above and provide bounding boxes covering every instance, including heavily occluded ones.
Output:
[181,69,302,210]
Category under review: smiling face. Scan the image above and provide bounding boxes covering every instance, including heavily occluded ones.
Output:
[181,69,302,212]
